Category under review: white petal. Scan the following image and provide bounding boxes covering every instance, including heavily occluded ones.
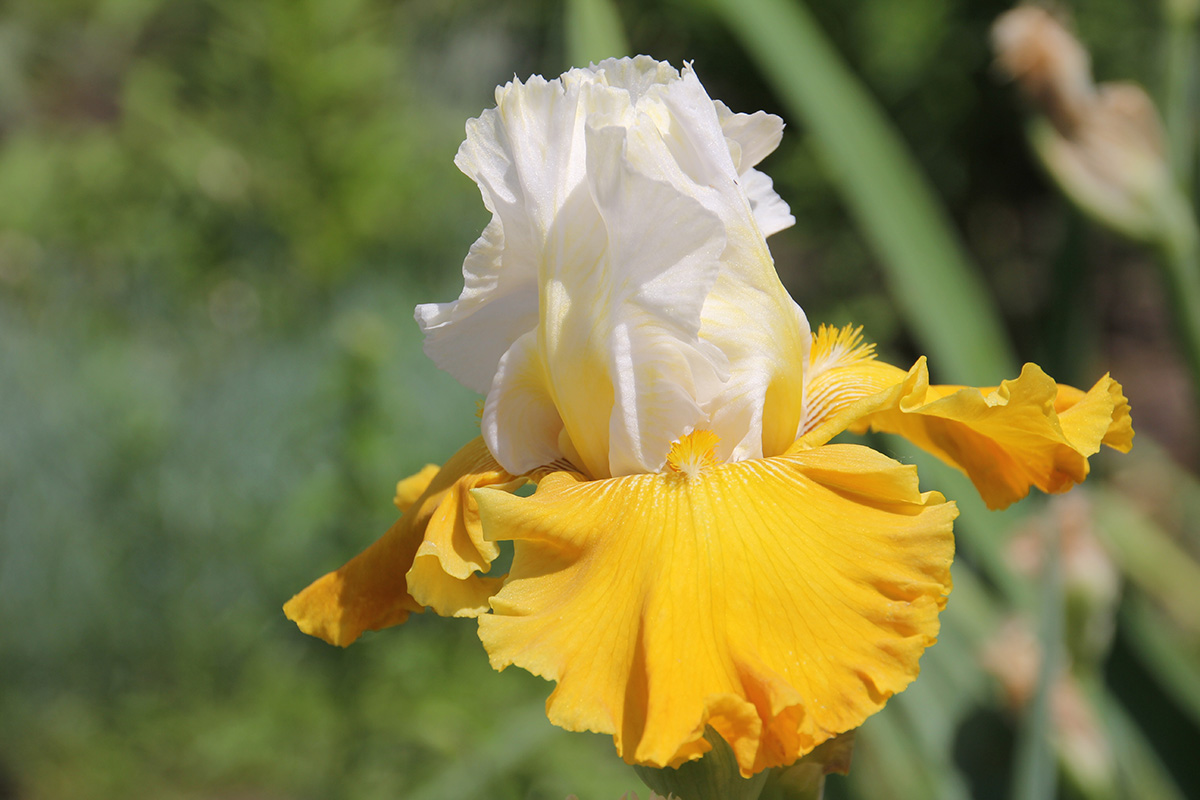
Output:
[590,56,680,103]
[638,65,743,190]
[482,330,564,475]
[715,102,786,173]
[458,74,591,238]
[424,71,622,395]
[702,293,810,462]
[415,219,538,393]
[742,168,796,237]
[422,58,809,478]
[582,123,728,475]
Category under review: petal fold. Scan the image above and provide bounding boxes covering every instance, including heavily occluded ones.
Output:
[283,438,520,646]
[475,445,955,775]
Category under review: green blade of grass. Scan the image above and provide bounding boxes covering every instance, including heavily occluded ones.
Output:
[707,0,1016,384]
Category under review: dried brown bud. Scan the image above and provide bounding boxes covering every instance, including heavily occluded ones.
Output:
[993,4,1180,242]
[992,6,1095,135]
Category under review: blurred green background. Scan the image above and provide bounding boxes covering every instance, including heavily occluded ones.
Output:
[2,0,1198,798]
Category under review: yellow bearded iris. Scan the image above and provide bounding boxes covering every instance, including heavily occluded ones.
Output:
[284,57,1132,778]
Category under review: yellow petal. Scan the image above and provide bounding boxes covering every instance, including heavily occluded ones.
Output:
[798,325,908,442]
[475,444,956,776]
[797,326,1133,510]
[394,464,440,511]
[283,518,420,648]
[1055,374,1134,454]
[407,441,524,617]
[852,363,1133,510]
[283,438,520,646]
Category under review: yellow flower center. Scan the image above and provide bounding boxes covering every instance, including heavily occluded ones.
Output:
[665,430,722,479]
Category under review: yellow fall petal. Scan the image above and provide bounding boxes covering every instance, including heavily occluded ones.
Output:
[394,464,440,511]
[283,519,420,648]
[856,365,1131,510]
[475,442,956,776]
[797,325,1134,510]
[283,437,520,646]
[1054,374,1134,454]
[407,441,524,617]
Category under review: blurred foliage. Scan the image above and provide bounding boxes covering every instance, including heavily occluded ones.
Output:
[0,1,1197,799]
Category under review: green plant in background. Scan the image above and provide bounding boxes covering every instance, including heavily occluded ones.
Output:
[1,0,1198,799]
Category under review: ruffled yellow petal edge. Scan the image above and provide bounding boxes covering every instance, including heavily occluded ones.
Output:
[476,439,956,776]
[795,325,1133,510]
[283,437,522,646]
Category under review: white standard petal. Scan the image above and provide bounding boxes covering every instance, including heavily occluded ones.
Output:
[415,218,538,393]
[588,56,681,104]
[420,69,619,394]
[715,101,786,173]
[482,329,564,475]
[640,65,809,461]
[583,122,728,476]
[421,57,809,478]
[742,168,796,238]
[714,100,794,237]
[475,60,735,479]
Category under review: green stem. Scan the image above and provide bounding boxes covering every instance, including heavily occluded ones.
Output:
[1164,0,1199,194]
[761,766,825,800]
[1157,205,1200,407]
[1010,521,1062,800]
[634,728,769,800]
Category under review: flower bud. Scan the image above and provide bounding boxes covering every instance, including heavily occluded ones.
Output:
[992,6,1188,244]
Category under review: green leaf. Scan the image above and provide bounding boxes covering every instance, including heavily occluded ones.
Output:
[565,0,630,67]
[1092,491,1200,635]
[1122,593,1200,729]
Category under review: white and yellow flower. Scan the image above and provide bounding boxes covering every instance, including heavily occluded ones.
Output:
[284,57,1132,777]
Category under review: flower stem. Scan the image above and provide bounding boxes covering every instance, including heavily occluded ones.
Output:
[634,728,769,800]
[1164,0,1199,194]
[1010,520,1063,800]
[1159,0,1200,405]
[1157,214,1200,405]
[760,763,826,800]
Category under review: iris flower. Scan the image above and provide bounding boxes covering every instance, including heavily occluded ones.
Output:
[285,57,1132,777]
